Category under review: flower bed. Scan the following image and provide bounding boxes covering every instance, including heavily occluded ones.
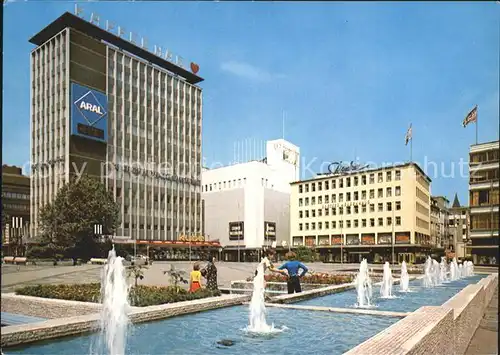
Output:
[15,284,221,307]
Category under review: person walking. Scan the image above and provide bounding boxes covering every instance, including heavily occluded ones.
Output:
[189,263,202,293]
[201,255,219,292]
[277,252,309,294]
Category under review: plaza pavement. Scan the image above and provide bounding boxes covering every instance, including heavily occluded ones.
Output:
[1,261,372,293]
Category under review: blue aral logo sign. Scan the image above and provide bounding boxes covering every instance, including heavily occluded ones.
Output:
[70,82,108,143]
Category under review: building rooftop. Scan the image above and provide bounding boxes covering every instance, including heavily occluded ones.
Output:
[452,193,461,208]
[29,12,204,85]
[290,162,431,185]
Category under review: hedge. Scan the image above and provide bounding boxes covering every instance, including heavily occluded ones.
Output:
[15,283,221,307]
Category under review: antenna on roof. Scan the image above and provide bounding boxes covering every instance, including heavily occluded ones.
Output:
[282,110,285,140]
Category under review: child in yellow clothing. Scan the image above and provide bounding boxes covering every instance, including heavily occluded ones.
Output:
[189,263,202,292]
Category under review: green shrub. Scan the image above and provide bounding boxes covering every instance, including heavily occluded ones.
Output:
[15,283,221,307]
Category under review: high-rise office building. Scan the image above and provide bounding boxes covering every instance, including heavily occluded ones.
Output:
[29,8,204,242]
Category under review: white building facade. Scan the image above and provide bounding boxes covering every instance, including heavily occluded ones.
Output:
[202,139,299,258]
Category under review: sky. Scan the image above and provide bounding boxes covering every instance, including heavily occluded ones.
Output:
[2,1,499,204]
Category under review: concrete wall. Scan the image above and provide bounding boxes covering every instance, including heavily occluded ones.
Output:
[203,187,245,246]
[1,293,102,319]
[263,188,290,247]
[346,273,498,355]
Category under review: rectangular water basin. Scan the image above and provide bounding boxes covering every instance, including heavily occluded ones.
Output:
[297,274,486,313]
[6,305,398,355]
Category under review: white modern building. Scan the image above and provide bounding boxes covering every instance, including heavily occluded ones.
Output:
[202,139,300,260]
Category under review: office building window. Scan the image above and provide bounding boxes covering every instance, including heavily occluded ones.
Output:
[311,183,316,192]
[378,218,383,226]
[318,222,322,230]
[299,211,303,218]
[299,185,303,193]
[362,219,367,227]
[378,188,383,198]
[387,217,392,226]
[396,216,401,225]
[378,203,383,212]
[387,202,392,211]
[396,201,401,210]
[325,221,329,229]
[386,171,392,182]
[299,223,303,231]
[386,187,392,197]
[370,218,375,227]
[395,170,401,180]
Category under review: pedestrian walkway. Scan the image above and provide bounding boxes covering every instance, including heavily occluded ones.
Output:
[465,289,498,355]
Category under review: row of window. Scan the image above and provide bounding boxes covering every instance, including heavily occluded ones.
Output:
[3,203,29,211]
[470,188,500,207]
[109,50,202,94]
[119,224,201,233]
[298,216,402,231]
[204,178,248,192]
[299,201,402,218]
[298,170,402,193]
[470,213,500,231]
[2,192,30,200]
[299,187,402,206]
[470,150,500,164]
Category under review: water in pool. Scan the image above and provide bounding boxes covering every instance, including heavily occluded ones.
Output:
[6,306,398,355]
[298,274,486,313]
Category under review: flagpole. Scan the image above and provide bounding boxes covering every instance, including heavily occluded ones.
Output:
[410,136,413,163]
[475,106,478,145]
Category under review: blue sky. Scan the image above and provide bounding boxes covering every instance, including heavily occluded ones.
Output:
[3,1,499,204]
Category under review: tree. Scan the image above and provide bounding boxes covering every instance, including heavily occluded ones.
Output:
[127,264,148,287]
[294,245,320,262]
[38,175,120,259]
[163,264,188,292]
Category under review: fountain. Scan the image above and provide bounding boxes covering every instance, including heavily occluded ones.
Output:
[464,261,474,277]
[399,261,410,292]
[94,247,130,355]
[422,256,434,287]
[432,259,441,286]
[439,257,448,283]
[380,262,394,298]
[458,263,464,278]
[450,258,459,281]
[354,259,373,307]
[245,261,283,334]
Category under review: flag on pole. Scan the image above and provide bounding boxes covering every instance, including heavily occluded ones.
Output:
[463,106,478,127]
[405,124,412,146]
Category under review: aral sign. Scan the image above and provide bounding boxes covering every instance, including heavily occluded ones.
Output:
[71,82,108,143]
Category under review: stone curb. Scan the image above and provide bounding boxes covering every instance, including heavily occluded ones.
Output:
[1,294,250,348]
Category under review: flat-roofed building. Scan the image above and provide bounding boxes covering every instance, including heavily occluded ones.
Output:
[289,162,432,264]
[468,140,499,265]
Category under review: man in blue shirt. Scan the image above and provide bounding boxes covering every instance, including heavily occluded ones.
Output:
[277,252,309,294]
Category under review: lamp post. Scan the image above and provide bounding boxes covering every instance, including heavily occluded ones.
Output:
[237,201,241,263]
[391,206,395,266]
[340,211,344,264]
